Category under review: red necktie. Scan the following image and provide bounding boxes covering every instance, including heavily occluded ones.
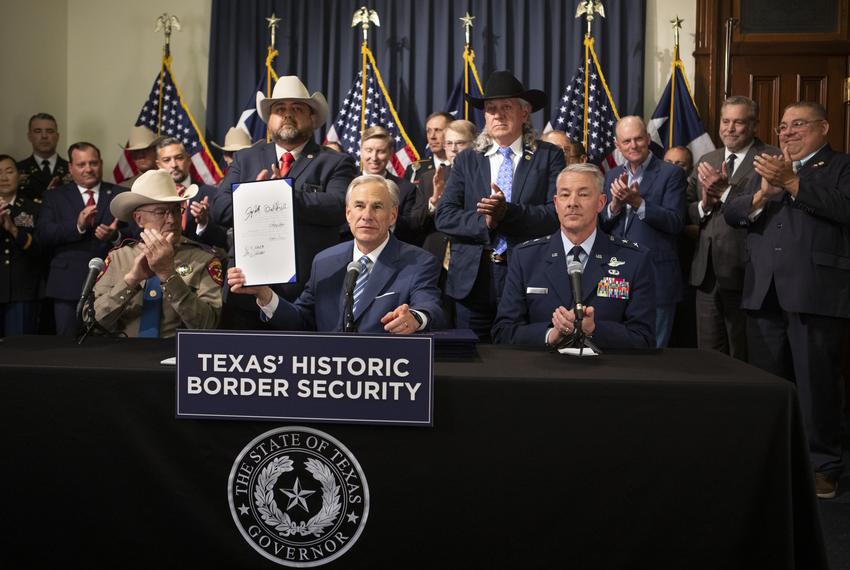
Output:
[280,152,295,178]
[85,190,96,227]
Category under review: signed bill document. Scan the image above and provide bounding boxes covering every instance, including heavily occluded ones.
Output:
[232,179,297,286]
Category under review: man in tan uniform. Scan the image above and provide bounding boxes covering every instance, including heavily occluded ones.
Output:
[94,169,223,337]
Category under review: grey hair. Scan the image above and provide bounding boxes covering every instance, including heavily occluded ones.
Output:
[722,96,759,122]
[557,163,604,194]
[473,98,539,152]
[345,174,400,207]
[156,136,186,151]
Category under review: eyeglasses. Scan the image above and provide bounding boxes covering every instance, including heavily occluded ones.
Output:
[774,119,824,135]
[137,206,185,219]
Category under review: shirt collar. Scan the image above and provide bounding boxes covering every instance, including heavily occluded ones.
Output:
[485,136,523,157]
[353,233,391,266]
[725,140,754,161]
[77,183,101,195]
[276,141,308,163]
[625,153,653,175]
[177,175,192,188]
[800,144,827,166]
[34,153,58,169]
[560,228,597,259]
[432,155,449,170]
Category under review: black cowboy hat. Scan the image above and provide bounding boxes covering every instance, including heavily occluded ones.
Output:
[466,70,547,112]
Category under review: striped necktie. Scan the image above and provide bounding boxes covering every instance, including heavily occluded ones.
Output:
[352,255,372,313]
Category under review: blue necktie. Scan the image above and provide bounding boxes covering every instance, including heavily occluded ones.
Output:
[493,146,513,254]
[138,276,162,338]
[352,256,372,313]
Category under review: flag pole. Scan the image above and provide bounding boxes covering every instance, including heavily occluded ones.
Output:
[154,13,180,135]
[669,16,683,148]
[352,6,380,172]
[460,12,475,120]
[265,13,281,143]
[575,1,605,151]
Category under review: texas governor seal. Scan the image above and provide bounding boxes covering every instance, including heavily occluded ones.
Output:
[228,426,369,567]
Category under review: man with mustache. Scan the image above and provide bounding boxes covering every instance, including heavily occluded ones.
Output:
[211,76,357,329]
[725,101,850,499]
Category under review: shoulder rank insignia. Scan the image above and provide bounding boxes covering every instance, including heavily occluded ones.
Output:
[608,257,626,267]
[176,263,193,277]
[207,258,224,286]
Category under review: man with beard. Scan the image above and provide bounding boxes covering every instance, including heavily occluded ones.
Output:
[211,76,357,328]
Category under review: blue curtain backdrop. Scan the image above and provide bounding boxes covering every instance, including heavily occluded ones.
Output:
[206,0,645,156]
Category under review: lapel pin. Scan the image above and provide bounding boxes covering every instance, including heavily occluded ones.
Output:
[608,269,620,275]
[307,154,314,159]
[524,155,531,161]
[595,253,603,259]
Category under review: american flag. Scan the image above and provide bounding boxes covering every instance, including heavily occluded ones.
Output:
[325,48,418,177]
[549,39,620,170]
[114,61,222,185]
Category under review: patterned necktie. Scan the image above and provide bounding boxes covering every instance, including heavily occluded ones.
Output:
[41,159,51,178]
[352,255,372,313]
[280,152,295,178]
[725,154,737,180]
[493,147,513,254]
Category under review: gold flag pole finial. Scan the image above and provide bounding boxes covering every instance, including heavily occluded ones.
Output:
[575,0,605,37]
[154,13,181,58]
[671,15,683,54]
[460,12,475,46]
[266,13,281,49]
[352,6,380,44]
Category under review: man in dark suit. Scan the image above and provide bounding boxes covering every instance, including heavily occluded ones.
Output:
[687,96,778,360]
[601,116,686,348]
[227,175,443,333]
[17,113,72,200]
[211,75,357,328]
[155,136,227,250]
[725,101,849,499]
[35,142,127,336]
[405,111,453,183]
[358,126,420,245]
[435,71,565,341]
[493,163,655,348]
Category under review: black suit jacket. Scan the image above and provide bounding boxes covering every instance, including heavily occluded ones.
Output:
[184,184,228,250]
[35,182,127,300]
[435,141,564,299]
[17,155,71,200]
[211,139,357,301]
[724,145,850,317]
[687,139,779,290]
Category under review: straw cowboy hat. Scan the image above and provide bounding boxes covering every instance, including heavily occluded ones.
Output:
[211,127,253,152]
[110,169,198,222]
[119,125,159,151]
[466,70,547,113]
[256,75,329,128]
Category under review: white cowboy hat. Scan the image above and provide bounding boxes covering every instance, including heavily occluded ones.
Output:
[119,125,159,151]
[211,127,253,152]
[110,169,198,222]
[256,76,329,128]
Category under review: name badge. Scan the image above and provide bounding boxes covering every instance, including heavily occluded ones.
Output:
[526,287,548,295]
[597,277,630,299]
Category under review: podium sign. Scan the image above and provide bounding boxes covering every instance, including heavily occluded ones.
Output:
[176,330,434,426]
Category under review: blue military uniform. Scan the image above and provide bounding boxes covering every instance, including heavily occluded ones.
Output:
[492,229,655,349]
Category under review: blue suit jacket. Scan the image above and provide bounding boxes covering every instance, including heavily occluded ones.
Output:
[600,156,686,303]
[492,230,655,349]
[725,145,850,317]
[36,182,127,300]
[434,140,564,299]
[267,234,445,332]
[211,139,358,301]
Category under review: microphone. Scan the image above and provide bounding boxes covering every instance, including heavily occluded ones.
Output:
[567,260,584,322]
[76,257,105,321]
[342,261,362,333]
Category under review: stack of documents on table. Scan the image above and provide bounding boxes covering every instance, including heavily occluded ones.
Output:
[428,329,479,360]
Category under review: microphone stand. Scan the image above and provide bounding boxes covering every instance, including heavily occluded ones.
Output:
[554,312,602,356]
[343,292,357,333]
[75,292,115,345]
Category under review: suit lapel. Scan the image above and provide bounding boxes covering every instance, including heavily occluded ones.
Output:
[544,236,573,308]
[287,140,320,182]
[354,236,400,320]
[475,152,492,199]
[97,185,115,224]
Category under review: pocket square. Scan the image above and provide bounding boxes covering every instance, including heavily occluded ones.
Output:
[374,291,397,299]
[526,287,548,295]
